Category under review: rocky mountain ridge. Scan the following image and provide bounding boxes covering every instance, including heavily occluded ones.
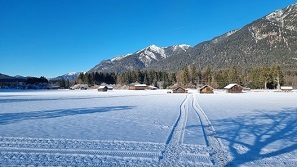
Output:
[89,44,190,73]
[89,3,297,73]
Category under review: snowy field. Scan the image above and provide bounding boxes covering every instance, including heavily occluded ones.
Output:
[0,89,296,166]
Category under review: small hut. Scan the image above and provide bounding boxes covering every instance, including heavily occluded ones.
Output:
[224,84,243,93]
[199,85,214,94]
[172,87,188,93]
[128,83,147,90]
[281,86,293,92]
[98,86,108,92]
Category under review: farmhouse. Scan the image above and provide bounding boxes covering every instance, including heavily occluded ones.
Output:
[199,85,214,94]
[224,83,243,93]
[98,86,108,92]
[281,86,293,92]
[128,83,147,90]
[172,87,188,93]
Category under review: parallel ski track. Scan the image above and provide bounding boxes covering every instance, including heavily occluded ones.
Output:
[159,95,188,166]
[0,137,164,166]
[0,137,165,152]
[0,152,160,166]
[0,147,161,159]
[159,95,214,166]
[192,94,228,166]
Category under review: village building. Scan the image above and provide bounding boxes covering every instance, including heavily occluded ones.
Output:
[128,83,147,90]
[98,86,108,92]
[199,85,214,94]
[224,83,243,93]
[172,87,188,93]
[280,86,293,92]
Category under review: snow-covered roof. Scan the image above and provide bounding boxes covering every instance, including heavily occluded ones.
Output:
[147,85,157,90]
[281,86,293,90]
[199,85,213,90]
[224,84,240,89]
[98,86,107,89]
[173,87,186,90]
[134,84,147,87]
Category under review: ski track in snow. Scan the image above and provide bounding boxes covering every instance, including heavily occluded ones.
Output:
[1,91,297,166]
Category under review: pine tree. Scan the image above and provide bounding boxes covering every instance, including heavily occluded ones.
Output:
[182,66,189,85]
[66,79,70,89]
[191,66,197,85]
[272,66,284,89]
[202,66,212,85]
[228,65,239,83]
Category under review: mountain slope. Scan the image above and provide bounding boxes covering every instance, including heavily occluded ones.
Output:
[189,3,297,69]
[89,3,297,73]
[89,44,190,73]
[0,73,27,82]
[51,72,81,82]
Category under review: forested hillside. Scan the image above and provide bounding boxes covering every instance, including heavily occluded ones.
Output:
[77,65,290,89]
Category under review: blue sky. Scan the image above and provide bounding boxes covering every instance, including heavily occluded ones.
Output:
[1,0,296,78]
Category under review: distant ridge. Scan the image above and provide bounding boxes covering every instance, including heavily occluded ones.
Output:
[50,72,81,82]
[0,73,27,82]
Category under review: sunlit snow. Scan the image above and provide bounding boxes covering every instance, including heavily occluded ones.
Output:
[0,89,296,166]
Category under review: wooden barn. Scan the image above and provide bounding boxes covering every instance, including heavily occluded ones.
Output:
[172,87,188,93]
[199,85,214,94]
[98,86,108,92]
[128,83,147,90]
[224,84,243,93]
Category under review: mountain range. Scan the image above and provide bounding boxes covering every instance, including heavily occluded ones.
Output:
[0,72,81,83]
[50,72,81,82]
[89,3,297,73]
[89,44,190,73]
[0,73,27,83]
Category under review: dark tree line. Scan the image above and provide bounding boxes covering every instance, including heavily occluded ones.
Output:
[76,70,176,89]
[179,65,284,89]
[25,76,48,85]
[76,72,117,85]
[74,65,288,89]
[117,70,176,88]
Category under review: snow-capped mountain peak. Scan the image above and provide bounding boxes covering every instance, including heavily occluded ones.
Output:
[67,72,79,76]
[111,54,131,62]
[138,45,166,66]
[266,10,284,21]
[173,44,190,51]
[147,44,163,51]
[89,43,191,73]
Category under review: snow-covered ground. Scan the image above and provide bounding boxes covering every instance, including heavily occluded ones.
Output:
[196,90,297,166]
[0,89,296,166]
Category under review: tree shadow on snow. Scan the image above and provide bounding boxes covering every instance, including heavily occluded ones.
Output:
[214,108,297,166]
[0,106,135,125]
